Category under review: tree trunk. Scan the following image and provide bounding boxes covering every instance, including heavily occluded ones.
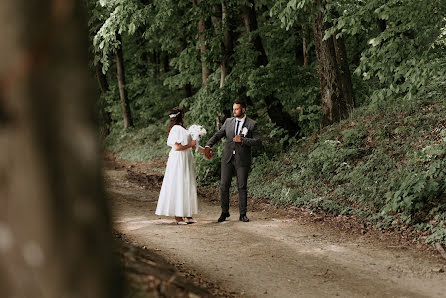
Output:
[161,52,170,73]
[115,34,133,129]
[333,35,354,112]
[220,2,235,88]
[242,0,299,136]
[179,39,193,98]
[302,25,311,66]
[209,2,234,129]
[95,63,112,136]
[296,40,304,66]
[313,0,354,127]
[150,51,161,78]
[195,0,211,86]
[0,1,122,297]
[377,19,387,32]
[241,2,267,66]
[184,83,193,98]
[96,63,109,93]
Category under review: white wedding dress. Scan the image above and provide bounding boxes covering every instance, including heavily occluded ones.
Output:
[155,125,198,217]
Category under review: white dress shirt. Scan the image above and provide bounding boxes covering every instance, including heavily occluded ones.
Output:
[234,115,246,136]
[205,115,247,153]
[233,115,246,154]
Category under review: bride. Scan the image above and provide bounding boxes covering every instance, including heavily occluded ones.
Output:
[155,107,206,224]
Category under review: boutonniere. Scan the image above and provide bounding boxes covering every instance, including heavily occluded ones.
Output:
[242,127,248,137]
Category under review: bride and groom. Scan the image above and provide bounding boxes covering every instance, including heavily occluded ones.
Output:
[155,101,262,224]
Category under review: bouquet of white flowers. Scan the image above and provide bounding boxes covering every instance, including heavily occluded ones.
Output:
[188,124,207,152]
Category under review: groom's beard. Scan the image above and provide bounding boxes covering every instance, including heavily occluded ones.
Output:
[234,112,245,118]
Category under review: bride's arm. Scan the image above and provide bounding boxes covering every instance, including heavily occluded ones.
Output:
[173,140,196,151]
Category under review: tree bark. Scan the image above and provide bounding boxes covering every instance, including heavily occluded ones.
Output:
[115,34,133,129]
[242,0,299,136]
[333,35,354,112]
[0,1,122,297]
[313,0,354,127]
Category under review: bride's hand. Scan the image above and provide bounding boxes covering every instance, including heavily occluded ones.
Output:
[190,140,197,148]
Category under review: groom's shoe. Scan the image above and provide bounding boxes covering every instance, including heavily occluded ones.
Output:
[217,212,230,222]
[239,214,249,222]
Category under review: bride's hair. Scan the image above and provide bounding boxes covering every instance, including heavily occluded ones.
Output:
[167,107,185,134]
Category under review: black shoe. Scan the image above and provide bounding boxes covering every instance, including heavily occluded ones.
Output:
[239,214,249,222]
[217,212,230,222]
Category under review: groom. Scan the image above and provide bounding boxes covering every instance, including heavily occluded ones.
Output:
[205,101,261,222]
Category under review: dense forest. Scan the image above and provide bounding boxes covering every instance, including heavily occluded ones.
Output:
[88,0,446,244]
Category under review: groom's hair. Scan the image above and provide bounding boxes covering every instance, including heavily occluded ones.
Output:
[234,101,246,109]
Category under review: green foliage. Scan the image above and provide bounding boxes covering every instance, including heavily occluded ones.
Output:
[92,0,148,72]
[88,0,446,245]
[104,122,170,162]
[385,141,446,224]
[277,0,446,109]
[327,0,446,105]
[247,97,446,243]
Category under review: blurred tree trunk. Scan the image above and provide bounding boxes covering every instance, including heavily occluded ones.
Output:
[0,1,122,297]
[195,0,211,86]
[313,0,354,127]
[242,0,299,137]
[115,34,133,129]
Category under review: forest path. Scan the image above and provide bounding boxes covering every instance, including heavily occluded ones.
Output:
[105,157,446,298]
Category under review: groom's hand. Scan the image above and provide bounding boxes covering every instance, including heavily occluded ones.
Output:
[233,135,242,143]
[205,146,213,159]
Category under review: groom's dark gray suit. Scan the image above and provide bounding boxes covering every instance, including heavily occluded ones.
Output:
[206,116,261,215]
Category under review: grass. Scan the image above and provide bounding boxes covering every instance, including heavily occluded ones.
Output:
[104,122,170,162]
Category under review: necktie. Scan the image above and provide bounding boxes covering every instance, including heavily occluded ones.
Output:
[235,120,240,136]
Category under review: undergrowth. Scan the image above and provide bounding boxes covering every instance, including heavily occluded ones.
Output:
[248,98,446,244]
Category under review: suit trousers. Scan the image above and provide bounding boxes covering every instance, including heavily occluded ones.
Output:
[220,154,249,215]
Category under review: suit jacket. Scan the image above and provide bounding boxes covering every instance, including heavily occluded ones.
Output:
[206,117,261,167]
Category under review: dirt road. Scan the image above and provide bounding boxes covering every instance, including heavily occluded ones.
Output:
[105,159,446,297]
